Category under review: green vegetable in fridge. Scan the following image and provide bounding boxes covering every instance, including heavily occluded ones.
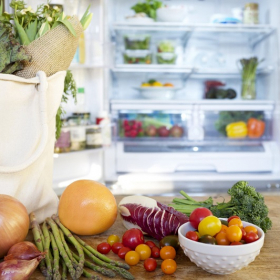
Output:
[169,181,272,233]
[124,36,150,50]
[123,53,151,64]
[215,111,264,136]
[156,53,177,64]
[158,41,174,53]
[0,21,31,74]
[131,0,162,20]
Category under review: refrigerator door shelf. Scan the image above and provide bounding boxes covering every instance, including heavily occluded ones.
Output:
[116,141,277,173]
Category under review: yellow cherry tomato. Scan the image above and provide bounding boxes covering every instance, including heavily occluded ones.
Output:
[216,232,230,245]
[228,218,243,229]
[125,251,140,266]
[160,246,176,260]
[244,225,258,234]
[107,235,120,246]
[135,244,151,260]
[198,216,222,237]
[219,225,228,233]
[226,225,242,242]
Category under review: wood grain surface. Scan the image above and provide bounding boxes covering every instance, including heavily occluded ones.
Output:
[28,195,280,280]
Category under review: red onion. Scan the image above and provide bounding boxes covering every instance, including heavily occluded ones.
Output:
[4,241,46,261]
[0,256,44,280]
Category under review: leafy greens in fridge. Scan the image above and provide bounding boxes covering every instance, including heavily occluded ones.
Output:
[131,0,162,20]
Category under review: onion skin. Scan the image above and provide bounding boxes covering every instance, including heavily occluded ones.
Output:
[4,241,46,261]
[0,256,44,280]
[0,195,29,258]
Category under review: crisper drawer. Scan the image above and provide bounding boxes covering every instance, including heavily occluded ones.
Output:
[116,141,277,173]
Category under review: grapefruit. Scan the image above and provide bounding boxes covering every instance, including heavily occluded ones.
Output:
[58,180,117,235]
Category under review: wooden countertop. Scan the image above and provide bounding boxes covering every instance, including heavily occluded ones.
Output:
[29,195,280,280]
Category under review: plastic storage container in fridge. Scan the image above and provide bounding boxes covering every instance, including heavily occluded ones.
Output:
[157,41,175,53]
[124,35,151,50]
[156,52,177,64]
[123,50,152,64]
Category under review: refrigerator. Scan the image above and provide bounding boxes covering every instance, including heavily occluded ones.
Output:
[38,0,280,195]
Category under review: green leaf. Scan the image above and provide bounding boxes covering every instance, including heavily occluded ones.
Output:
[14,17,31,45]
[37,21,50,38]
[25,19,37,42]
[0,2,3,16]
[57,18,76,36]
[80,5,93,30]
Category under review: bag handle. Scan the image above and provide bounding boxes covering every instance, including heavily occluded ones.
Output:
[0,71,49,173]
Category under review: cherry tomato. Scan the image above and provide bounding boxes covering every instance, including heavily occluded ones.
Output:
[122,228,144,250]
[151,246,160,258]
[216,232,230,245]
[244,226,258,234]
[219,225,228,233]
[125,251,140,266]
[161,259,177,275]
[144,258,157,272]
[159,235,179,250]
[198,235,217,245]
[135,244,151,260]
[186,231,198,242]
[228,215,240,223]
[107,235,120,246]
[228,218,243,228]
[244,232,259,243]
[145,241,157,249]
[226,225,242,242]
[198,216,222,237]
[160,246,176,260]
[118,247,131,259]
[97,242,111,254]
[195,231,200,238]
[241,228,247,239]
[189,207,213,229]
[111,242,124,254]
[230,241,243,245]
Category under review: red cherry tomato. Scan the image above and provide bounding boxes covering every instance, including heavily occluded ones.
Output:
[144,258,157,272]
[111,242,124,254]
[227,215,240,223]
[151,246,160,258]
[97,242,111,254]
[241,228,247,239]
[230,241,243,245]
[244,232,259,243]
[122,228,144,250]
[145,241,157,249]
[186,231,199,242]
[189,207,213,229]
[118,247,131,259]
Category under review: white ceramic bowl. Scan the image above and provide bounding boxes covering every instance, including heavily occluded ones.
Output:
[178,220,265,275]
[157,7,187,22]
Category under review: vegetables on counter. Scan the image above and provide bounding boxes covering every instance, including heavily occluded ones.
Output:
[131,0,163,20]
[118,195,189,240]
[122,228,145,250]
[169,181,272,232]
[0,194,30,258]
[226,121,248,138]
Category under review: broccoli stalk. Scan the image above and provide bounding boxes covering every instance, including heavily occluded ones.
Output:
[169,181,272,232]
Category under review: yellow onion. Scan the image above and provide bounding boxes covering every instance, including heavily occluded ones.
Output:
[0,195,29,258]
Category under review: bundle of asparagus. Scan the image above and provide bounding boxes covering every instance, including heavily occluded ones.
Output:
[30,213,134,280]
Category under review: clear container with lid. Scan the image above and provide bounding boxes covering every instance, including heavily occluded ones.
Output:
[124,34,151,50]
[86,125,102,149]
[123,50,152,64]
[243,3,259,24]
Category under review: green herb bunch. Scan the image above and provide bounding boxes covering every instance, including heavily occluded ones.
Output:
[131,0,162,20]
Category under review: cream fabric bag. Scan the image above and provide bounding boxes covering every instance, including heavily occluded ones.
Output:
[0,71,66,223]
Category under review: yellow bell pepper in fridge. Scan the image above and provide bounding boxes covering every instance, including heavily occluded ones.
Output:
[226,121,248,138]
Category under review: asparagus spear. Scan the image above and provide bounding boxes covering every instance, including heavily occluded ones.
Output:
[52,215,84,277]
[50,231,61,280]
[72,256,102,280]
[72,252,116,278]
[74,235,130,270]
[42,221,53,279]
[61,260,67,280]
[29,212,48,277]
[81,245,134,280]
[46,217,76,280]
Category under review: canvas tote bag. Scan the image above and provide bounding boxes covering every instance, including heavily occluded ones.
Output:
[0,70,66,223]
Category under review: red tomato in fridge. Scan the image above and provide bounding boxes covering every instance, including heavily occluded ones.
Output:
[111,242,124,254]
[189,207,213,229]
[244,232,259,243]
[144,258,157,272]
[118,247,131,259]
[151,246,160,258]
[97,242,111,254]
[122,228,144,250]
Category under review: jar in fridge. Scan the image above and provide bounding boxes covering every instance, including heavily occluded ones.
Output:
[124,34,151,50]
[86,125,102,149]
[243,3,259,24]
[54,120,71,153]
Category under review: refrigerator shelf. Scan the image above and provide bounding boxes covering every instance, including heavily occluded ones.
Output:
[112,64,192,73]
[111,99,275,111]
